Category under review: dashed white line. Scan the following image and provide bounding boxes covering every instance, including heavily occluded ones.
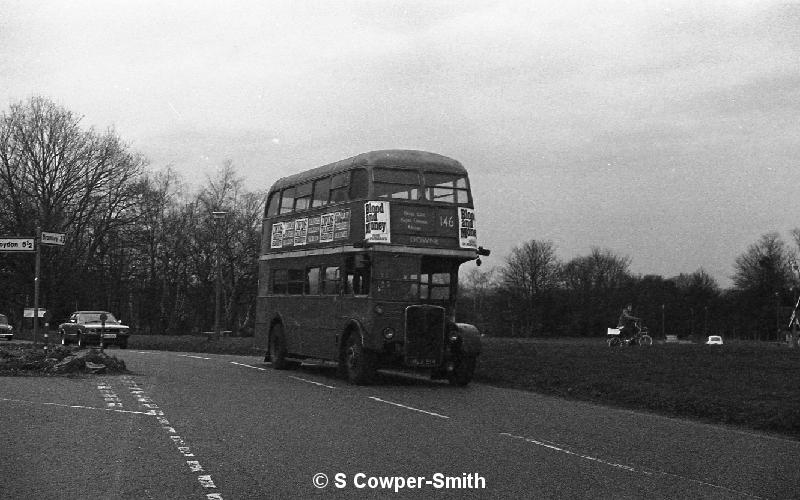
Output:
[500,432,761,498]
[121,376,224,499]
[288,375,336,389]
[229,361,267,371]
[500,432,642,472]
[368,396,450,419]
[0,397,155,415]
[179,354,212,360]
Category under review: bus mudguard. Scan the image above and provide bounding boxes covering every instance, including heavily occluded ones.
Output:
[340,319,369,351]
[452,323,482,356]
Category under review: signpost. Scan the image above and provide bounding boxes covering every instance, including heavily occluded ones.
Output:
[41,232,65,246]
[0,230,65,346]
[0,238,35,252]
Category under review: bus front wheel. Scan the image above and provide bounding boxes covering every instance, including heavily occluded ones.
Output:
[342,334,375,385]
[269,324,293,370]
[448,355,477,387]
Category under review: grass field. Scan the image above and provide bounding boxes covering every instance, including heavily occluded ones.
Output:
[96,334,800,439]
[476,337,800,439]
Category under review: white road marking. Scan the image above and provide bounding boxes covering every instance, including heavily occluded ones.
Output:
[368,396,450,419]
[97,380,123,408]
[500,432,761,498]
[179,354,211,360]
[0,397,153,415]
[288,375,336,389]
[229,361,267,371]
[500,432,642,473]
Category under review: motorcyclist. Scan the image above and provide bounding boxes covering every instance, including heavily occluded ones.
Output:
[617,303,640,342]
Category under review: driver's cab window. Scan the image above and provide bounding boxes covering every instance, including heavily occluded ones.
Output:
[345,254,371,296]
[420,257,457,302]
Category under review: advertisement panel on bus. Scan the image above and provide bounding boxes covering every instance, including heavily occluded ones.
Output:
[267,202,478,251]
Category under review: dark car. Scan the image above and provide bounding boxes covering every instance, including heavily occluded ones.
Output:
[59,311,130,348]
[0,314,13,341]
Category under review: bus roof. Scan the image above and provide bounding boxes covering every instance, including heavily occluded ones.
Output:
[270,150,466,192]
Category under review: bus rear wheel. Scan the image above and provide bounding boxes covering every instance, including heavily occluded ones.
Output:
[342,334,375,385]
[269,324,294,370]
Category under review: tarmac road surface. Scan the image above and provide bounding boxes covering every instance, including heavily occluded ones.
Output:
[1,349,798,499]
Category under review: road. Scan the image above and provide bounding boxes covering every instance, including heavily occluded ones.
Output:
[1,349,798,499]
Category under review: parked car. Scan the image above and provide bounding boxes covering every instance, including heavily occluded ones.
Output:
[59,311,130,348]
[705,335,723,345]
[0,314,13,341]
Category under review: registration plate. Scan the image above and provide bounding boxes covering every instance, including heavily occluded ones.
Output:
[407,358,437,367]
[102,334,117,339]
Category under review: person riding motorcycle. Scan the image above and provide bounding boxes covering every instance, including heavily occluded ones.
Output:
[617,303,640,342]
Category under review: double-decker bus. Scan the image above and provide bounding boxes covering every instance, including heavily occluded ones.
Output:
[255,150,489,385]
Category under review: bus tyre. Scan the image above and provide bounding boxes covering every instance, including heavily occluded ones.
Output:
[343,334,375,385]
[269,324,291,370]
[448,355,477,387]
[607,337,621,347]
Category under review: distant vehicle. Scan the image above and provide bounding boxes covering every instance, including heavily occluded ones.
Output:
[59,311,130,349]
[0,314,13,341]
[705,335,723,345]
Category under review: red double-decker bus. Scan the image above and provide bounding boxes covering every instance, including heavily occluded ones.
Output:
[255,150,489,385]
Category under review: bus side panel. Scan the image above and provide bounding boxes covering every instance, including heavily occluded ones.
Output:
[299,295,337,359]
[254,295,269,351]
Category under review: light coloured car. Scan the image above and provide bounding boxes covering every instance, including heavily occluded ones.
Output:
[0,314,13,341]
[705,335,723,345]
[58,311,130,348]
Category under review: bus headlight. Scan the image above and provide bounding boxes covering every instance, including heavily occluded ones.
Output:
[382,327,395,340]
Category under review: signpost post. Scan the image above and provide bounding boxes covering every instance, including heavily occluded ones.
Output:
[36,231,65,346]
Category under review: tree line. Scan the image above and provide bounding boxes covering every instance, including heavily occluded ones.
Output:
[459,233,800,341]
[0,97,262,335]
[2,96,798,339]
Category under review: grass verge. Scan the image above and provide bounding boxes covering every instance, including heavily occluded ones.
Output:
[476,338,800,439]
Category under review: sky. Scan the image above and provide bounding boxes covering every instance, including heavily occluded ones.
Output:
[1,0,799,287]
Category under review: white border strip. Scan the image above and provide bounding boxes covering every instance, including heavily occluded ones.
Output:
[0,397,154,415]
[368,396,450,419]
[500,432,761,498]
[230,361,268,371]
[288,375,336,389]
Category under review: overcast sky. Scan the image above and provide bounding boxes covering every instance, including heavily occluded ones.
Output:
[2,0,799,287]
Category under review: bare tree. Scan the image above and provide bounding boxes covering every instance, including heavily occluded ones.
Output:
[0,96,146,321]
[461,267,497,328]
[731,232,797,339]
[500,240,561,335]
[732,233,795,292]
[561,247,632,335]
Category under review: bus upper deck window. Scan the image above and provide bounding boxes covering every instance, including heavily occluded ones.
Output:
[266,192,280,217]
[330,172,350,203]
[294,182,312,211]
[426,173,470,204]
[373,168,421,200]
[280,187,295,214]
[312,177,331,207]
